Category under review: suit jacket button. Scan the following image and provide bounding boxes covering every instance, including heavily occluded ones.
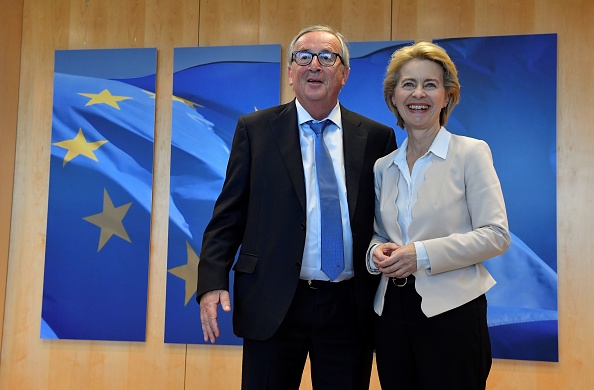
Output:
[300,224,306,231]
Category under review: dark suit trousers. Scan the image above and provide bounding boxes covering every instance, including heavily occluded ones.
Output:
[241,278,373,390]
[374,278,492,390]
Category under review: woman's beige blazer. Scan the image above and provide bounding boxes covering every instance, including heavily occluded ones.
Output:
[370,133,511,317]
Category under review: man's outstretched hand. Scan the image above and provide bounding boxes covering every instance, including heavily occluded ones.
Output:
[199,289,231,343]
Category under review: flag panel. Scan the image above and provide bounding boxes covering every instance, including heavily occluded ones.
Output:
[165,45,281,345]
[42,48,156,341]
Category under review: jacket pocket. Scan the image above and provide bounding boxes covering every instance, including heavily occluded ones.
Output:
[233,253,258,274]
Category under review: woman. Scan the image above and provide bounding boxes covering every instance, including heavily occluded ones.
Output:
[368,42,511,389]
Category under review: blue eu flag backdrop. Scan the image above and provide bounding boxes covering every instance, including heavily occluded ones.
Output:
[42,48,156,341]
[341,35,558,362]
[42,38,557,361]
[438,34,558,362]
[340,40,412,145]
[165,45,281,344]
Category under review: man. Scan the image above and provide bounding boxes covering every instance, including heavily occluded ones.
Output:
[197,25,396,389]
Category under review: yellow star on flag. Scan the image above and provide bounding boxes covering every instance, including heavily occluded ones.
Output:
[142,90,156,99]
[83,189,132,252]
[168,241,200,305]
[53,128,108,167]
[172,95,204,109]
[141,90,204,109]
[78,89,132,109]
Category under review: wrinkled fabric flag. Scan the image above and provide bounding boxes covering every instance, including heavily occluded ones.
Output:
[43,48,156,341]
[342,36,558,362]
[165,45,281,344]
[438,34,558,362]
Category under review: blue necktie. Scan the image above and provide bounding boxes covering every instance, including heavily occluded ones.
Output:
[308,120,345,280]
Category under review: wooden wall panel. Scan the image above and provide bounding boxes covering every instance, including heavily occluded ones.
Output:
[0,1,196,389]
[1,0,594,389]
[1,0,64,386]
[67,0,151,49]
[0,0,23,358]
[198,0,392,103]
[142,6,200,389]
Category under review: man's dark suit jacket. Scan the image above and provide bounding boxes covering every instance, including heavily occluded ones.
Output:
[197,100,396,341]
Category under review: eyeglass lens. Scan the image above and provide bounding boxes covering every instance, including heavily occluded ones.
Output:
[293,52,338,66]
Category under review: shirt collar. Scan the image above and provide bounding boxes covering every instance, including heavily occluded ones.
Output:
[296,99,341,129]
[393,127,451,165]
[430,127,451,160]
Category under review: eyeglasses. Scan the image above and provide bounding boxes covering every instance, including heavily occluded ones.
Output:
[291,51,344,67]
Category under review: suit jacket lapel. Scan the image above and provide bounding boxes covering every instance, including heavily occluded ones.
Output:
[268,102,371,216]
[270,101,307,212]
[341,106,367,220]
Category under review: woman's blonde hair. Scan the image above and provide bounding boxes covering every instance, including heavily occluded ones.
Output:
[383,41,460,129]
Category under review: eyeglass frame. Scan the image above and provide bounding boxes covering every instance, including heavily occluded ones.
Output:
[291,51,344,67]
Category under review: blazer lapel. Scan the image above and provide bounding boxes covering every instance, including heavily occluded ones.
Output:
[270,102,307,212]
[408,145,452,237]
[382,162,404,243]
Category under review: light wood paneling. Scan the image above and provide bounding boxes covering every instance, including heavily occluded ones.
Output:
[0,1,196,389]
[0,0,23,359]
[1,0,62,386]
[68,0,146,48]
[2,0,594,389]
[198,0,392,103]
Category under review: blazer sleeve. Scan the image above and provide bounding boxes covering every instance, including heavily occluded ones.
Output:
[196,116,251,300]
[369,153,399,249]
[422,139,512,275]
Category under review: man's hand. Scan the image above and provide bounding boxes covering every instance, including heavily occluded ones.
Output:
[199,289,231,343]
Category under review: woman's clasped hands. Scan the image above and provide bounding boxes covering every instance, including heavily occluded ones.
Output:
[372,242,417,279]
